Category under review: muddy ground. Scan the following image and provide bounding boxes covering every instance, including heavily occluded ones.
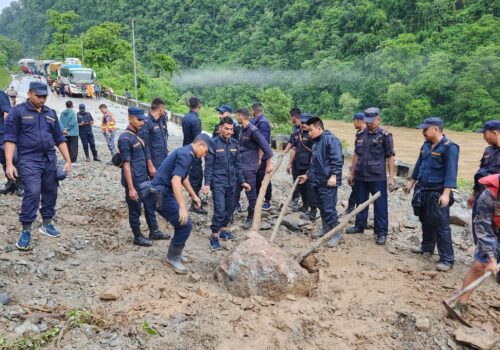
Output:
[0,85,499,349]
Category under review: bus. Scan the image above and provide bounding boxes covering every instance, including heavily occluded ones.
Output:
[18,59,36,74]
[64,57,82,67]
[59,66,96,96]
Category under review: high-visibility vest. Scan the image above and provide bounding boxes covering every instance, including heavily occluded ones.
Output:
[101,112,116,132]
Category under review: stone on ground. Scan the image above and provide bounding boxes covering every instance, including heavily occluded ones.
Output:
[450,206,471,227]
[282,213,307,231]
[216,231,314,299]
[454,325,498,350]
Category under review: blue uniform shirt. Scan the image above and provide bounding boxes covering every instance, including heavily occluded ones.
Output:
[0,91,11,135]
[182,111,201,146]
[238,123,273,172]
[4,100,65,160]
[308,130,343,187]
[411,136,459,189]
[77,111,94,132]
[354,127,395,182]
[204,135,245,188]
[288,124,300,145]
[118,128,150,188]
[291,129,313,171]
[212,119,241,141]
[474,146,500,192]
[152,144,195,194]
[253,114,271,160]
[139,113,168,167]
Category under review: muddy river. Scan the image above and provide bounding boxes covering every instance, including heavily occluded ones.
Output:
[323,120,486,181]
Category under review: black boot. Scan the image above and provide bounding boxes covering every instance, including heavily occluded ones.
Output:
[376,235,387,245]
[149,226,171,240]
[242,209,254,230]
[92,150,101,162]
[163,244,189,274]
[132,228,153,247]
[344,205,356,215]
[0,180,16,195]
[190,204,208,215]
[15,178,24,197]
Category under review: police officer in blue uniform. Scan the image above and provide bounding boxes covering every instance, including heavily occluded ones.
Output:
[347,107,395,245]
[118,107,169,247]
[139,98,169,175]
[298,117,343,247]
[4,82,72,250]
[285,108,302,207]
[290,113,317,220]
[405,117,459,271]
[212,104,241,141]
[237,108,273,229]
[77,104,100,162]
[251,102,273,211]
[152,136,209,274]
[467,120,500,242]
[203,117,251,251]
[182,96,207,215]
[345,112,366,214]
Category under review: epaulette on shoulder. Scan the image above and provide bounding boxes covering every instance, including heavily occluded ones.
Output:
[381,129,391,136]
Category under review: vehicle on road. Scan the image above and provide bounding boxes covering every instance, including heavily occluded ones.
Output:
[18,58,36,74]
[60,66,96,96]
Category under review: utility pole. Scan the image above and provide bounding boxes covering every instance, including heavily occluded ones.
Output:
[80,36,84,66]
[131,19,139,105]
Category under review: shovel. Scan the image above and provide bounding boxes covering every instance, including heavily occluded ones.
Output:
[442,264,499,327]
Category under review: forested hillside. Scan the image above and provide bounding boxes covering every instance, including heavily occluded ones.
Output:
[0,0,498,129]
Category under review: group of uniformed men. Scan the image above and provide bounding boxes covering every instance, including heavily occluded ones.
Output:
[0,82,498,291]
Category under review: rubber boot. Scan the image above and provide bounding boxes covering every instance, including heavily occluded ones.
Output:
[311,217,327,238]
[0,180,16,195]
[132,228,152,247]
[242,208,254,230]
[15,177,24,197]
[163,244,189,274]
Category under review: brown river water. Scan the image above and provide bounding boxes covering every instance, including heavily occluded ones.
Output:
[323,120,486,181]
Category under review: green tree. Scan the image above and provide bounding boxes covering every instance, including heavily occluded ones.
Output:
[82,22,130,66]
[404,98,432,127]
[46,10,80,59]
[338,92,360,120]
[384,83,412,126]
[256,87,292,124]
[151,53,178,77]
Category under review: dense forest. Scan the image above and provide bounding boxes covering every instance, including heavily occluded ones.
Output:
[0,0,498,131]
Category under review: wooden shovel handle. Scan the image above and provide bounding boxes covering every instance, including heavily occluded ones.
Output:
[269,177,300,243]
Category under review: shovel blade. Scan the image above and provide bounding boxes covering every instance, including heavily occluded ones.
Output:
[442,300,472,328]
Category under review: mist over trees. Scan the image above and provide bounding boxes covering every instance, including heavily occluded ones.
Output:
[0,0,498,130]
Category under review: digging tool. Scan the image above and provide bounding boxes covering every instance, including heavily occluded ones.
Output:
[295,191,381,264]
[270,177,300,243]
[442,264,499,327]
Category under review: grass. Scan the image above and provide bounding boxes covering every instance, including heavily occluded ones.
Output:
[0,68,11,89]
[457,178,473,192]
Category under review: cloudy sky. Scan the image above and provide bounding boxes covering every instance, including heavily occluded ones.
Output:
[0,0,14,12]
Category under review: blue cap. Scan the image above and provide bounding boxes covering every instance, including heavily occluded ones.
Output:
[128,107,145,120]
[477,120,500,133]
[417,117,443,129]
[198,133,214,153]
[364,107,380,123]
[216,104,232,113]
[79,104,85,110]
[29,82,48,95]
[353,112,365,121]
[300,112,312,123]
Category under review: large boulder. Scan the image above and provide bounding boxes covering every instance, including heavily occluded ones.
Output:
[454,325,498,350]
[215,231,315,299]
[450,206,471,226]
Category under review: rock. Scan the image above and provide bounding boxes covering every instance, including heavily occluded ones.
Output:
[15,321,40,335]
[415,317,431,332]
[454,326,498,350]
[0,292,11,305]
[99,288,121,301]
[450,206,471,227]
[215,231,315,300]
[195,286,208,297]
[261,222,272,230]
[281,213,306,231]
[300,254,319,273]
[189,273,201,283]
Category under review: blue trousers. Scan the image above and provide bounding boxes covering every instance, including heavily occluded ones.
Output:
[314,185,338,228]
[19,156,58,225]
[211,186,235,233]
[125,189,158,231]
[348,180,359,209]
[156,192,192,247]
[79,128,97,158]
[418,190,454,265]
[355,180,388,236]
[256,160,272,203]
[189,158,203,196]
[243,168,258,217]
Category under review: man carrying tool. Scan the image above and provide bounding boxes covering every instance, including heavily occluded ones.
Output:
[345,112,366,214]
[404,117,459,272]
[152,136,209,274]
[452,173,499,316]
[4,82,71,250]
[346,107,395,246]
[290,113,318,221]
[182,96,207,215]
[118,107,169,247]
[99,104,117,164]
[139,98,169,174]
[203,117,251,251]
[468,120,500,244]
[285,108,302,208]
[298,116,343,246]
[237,108,273,230]
[252,102,273,211]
